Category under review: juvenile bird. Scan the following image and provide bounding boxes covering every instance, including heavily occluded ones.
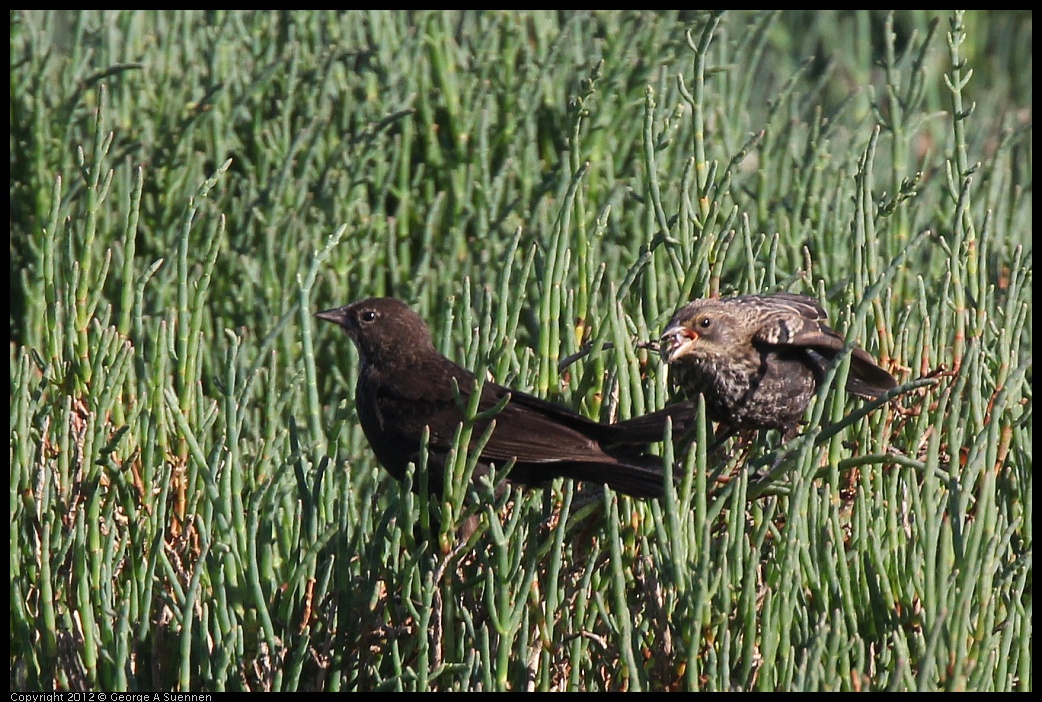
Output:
[660,292,896,441]
[317,297,693,499]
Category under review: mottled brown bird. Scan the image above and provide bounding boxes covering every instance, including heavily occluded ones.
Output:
[660,292,896,441]
[317,297,693,499]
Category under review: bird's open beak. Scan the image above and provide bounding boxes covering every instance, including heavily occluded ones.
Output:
[660,324,699,363]
[315,307,349,327]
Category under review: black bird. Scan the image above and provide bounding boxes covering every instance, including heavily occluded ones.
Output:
[660,292,896,441]
[317,297,692,499]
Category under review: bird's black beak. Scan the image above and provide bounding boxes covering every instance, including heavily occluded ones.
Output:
[315,307,349,327]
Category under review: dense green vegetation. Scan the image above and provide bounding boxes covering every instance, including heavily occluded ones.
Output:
[10,10,1031,691]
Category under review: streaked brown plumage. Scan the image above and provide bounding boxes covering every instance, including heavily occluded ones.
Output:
[660,292,896,440]
[317,297,694,499]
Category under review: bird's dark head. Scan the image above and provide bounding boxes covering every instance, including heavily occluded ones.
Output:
[660,300,737,364]
[316,297,435,364]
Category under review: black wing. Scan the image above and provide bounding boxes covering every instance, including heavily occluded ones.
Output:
[748,294,895,398]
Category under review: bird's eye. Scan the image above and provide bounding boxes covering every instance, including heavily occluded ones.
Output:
[699,317,712,329]
[359,309,378,323]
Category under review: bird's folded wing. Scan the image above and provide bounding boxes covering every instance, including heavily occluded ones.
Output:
[753,308,846,350]
[373,360,607,464]
[753,313,895,398]
[764,291,828,318]
[471,386,607,464]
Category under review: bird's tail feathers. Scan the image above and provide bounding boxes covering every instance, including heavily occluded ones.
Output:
[608,402,699,445]
[846,350,898,398]
[550,456,668,500]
